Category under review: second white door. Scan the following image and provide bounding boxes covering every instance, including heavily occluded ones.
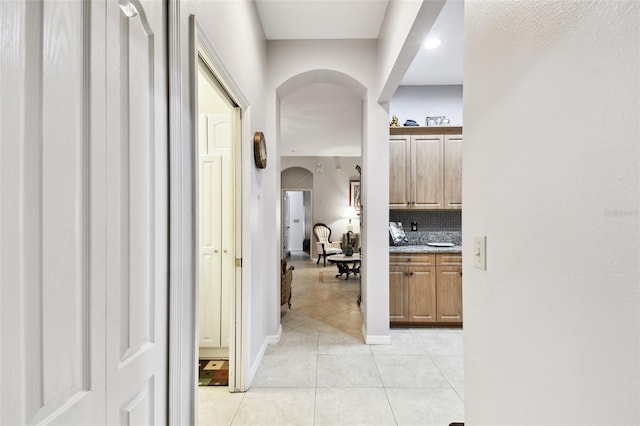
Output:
[198,112,234,350]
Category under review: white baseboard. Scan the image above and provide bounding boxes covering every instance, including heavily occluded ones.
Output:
[361,323,391,345]
[247,325,282,385]
[271,324,283,343]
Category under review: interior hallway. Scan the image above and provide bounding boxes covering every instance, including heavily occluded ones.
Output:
[198,253,464,426]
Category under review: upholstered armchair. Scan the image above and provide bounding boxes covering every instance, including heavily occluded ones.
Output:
[313,223,342,266]
[281,259,294,308]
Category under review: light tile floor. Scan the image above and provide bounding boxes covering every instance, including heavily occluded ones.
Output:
[199,252,465,426]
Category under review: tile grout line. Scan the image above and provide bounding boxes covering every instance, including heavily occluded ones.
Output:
[313,331,320,426]
[372,353,400,426]
[427,351,464,403]
[227,391,246,426]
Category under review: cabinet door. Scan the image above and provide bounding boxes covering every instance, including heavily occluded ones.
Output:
[407,266,437,322]
[412,135,443,209]
[389,265,408,322]
[436,266,463,323]
[444,135,462,209]
[389,135,410,209]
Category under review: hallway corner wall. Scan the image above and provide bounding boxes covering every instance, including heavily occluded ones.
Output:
[463,1,640,423]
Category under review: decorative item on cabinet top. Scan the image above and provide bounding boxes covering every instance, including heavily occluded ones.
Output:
[426,116,450,126]
[390,126,462,135]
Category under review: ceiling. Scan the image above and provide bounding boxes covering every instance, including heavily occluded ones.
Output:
[255,0,389,40]
[255,0,464,157]
[255,0,463,86]
[401,0,463,85]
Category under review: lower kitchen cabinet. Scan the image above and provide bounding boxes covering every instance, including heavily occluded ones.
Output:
[390,263,437,322]
[389,264,408,321]
[408,266,437,322]
[390,252,462,326]
[436,265,463,323]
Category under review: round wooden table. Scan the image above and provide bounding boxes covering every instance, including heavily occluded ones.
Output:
[327,253,361,280]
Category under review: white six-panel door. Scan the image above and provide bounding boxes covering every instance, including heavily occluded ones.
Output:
[198,114,233,350]
[105,0,168,423]
[1,1,106,423]
[0,0,168,424]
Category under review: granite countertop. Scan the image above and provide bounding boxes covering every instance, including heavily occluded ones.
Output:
[389,245,462,254]
[388,230,462,253]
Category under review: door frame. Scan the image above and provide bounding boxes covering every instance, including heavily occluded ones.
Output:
[168,10,250,424]
[282,190,291,258]
[190,15,247,392]
[281,189,313,259]
[194,59,239,359]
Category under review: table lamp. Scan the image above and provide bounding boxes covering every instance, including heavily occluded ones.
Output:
[343,205,358,233]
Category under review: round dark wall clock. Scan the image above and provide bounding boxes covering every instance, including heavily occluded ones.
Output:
[253,131,267,169]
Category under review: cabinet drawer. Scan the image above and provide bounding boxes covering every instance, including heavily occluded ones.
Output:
[390,253,436,266]
[436,253,462,266]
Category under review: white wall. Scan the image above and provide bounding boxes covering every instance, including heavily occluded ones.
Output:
[389,85,463,126]
[281,166,313,190]
[280,82,363,156]
[282,158,362,261]
[175,1,268,418]
[464,1,639,424]
[303,191,312,241]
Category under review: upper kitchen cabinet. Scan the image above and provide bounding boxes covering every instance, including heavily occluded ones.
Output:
[389,127,463,210]
[444,134,462,209]
[389,134,411,208]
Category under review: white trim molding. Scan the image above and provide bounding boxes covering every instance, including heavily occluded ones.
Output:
[167,1,192,425]
[362,324,391,345]
[247,326,282,385]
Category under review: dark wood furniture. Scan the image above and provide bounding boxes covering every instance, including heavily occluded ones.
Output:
[327,253,361,280]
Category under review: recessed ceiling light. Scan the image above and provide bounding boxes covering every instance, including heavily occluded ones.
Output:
[424,37,442,49]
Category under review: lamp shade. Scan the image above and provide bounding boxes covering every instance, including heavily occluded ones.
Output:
[343,205,358,219]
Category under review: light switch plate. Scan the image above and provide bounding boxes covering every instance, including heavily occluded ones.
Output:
[473,236,486,270]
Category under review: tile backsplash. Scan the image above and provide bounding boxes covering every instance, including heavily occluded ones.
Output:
[389,210,461,232]
[389,210,461,246]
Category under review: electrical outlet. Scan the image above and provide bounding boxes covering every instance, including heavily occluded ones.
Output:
[473,236,486,270]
